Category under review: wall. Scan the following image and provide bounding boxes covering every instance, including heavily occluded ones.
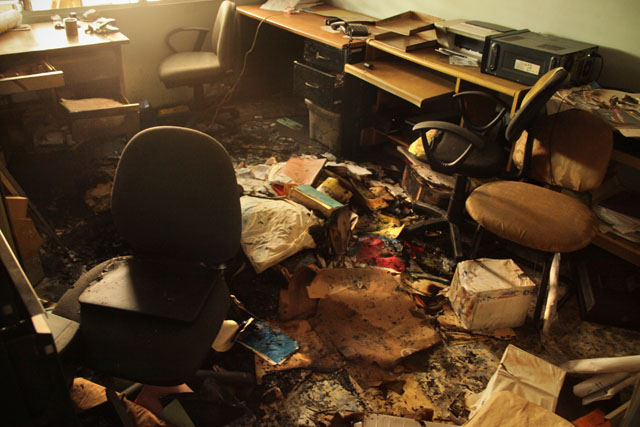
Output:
[24,0,262,107]
[331,0,640,92]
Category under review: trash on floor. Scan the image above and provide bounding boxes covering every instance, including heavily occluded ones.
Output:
[307,267,441,368]
[237,319,299,365]
[240,196,321,273]
[465,390,573,427]
[466,345,566,418]
[448,258,537,331]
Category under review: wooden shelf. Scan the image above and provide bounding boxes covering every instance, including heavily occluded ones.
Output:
[345,60,454,108]
[612,149,640,169]
[592,230,640,266]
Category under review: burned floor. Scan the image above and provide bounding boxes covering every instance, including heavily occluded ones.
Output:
[8,94,640,426]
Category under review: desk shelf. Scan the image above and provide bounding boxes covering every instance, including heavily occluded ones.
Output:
[593,228,640,266]
[345,60,454,108]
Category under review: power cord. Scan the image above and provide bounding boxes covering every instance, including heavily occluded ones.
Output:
[211,13,283,124]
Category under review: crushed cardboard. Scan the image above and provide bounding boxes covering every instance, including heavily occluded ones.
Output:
[308,267,441,368]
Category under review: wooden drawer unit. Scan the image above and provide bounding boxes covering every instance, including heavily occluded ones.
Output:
[0,60,64,96]
[303,39,364,73]
[293,60,343,110]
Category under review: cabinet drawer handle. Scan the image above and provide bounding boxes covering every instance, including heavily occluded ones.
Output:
[305,82,320,89]
[315,53,330,61]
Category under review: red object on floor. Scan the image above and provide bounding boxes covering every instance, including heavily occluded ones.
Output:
[355,234,406,272]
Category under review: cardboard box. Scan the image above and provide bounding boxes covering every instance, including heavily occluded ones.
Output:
[401,163,454,209]
[448,258,536,331]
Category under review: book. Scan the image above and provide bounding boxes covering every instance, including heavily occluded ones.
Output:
[289,184,344,217]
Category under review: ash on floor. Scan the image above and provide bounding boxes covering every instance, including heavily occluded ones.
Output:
[9,94,640,426]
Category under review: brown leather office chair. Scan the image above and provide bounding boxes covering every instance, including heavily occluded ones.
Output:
[158,1,236,107]
[53,126,241,385]
[465,108,613,331]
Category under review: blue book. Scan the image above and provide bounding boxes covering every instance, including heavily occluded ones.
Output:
[237,320,299,365]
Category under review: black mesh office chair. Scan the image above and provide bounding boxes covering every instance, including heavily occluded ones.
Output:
[54,126,241,385]
[399,67,568,260]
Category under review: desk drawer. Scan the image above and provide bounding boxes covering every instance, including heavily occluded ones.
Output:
[303,39,365,73]
[293,61,343,110]
[0,61,64,95]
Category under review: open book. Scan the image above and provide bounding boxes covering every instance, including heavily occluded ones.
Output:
[260,0,323,12]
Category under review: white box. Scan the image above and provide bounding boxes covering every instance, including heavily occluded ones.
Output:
[448,258,536,331]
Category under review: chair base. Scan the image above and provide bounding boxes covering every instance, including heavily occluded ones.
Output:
[411,174,469,261]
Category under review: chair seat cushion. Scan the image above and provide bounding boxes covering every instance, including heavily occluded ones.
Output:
[159,51,223,87]
[54,255,230,385]
[465,181,597,253]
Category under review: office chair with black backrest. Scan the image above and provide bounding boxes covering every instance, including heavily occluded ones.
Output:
[159,1,236,108]
[398,67,568,260]
[53,126,241,386]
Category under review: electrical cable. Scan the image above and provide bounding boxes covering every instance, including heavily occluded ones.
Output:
[211,12,283,124]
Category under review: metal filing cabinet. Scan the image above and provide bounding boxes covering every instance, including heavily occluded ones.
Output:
[293,39,365,111]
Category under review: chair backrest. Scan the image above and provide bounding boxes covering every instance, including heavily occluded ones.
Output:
[211,1,236,70]
[511,108,613,192]
[505,67,568,143]
[111,126,241,265]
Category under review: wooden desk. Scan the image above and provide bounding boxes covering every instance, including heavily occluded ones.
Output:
[0,22,138,146]
[362,39,530,116]
[237,4,368,50]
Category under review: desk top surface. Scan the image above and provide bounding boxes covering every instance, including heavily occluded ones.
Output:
[368,39,530,97]
[0,22,129,57]
[237,4,368,50]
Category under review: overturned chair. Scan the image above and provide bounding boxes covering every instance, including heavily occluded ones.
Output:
[54,126,241,385]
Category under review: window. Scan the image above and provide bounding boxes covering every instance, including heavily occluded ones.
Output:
[22,0,163,12]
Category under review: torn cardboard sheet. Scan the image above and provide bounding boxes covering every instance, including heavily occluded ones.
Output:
[254,320,344,382]
[240,196,321,273]
[465,391,572,427]
[466,345,566,418]
[308,267,441,368]
[279,265,319,321]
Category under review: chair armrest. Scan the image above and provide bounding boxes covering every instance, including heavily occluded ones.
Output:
[165,27,211,53]
[412,121,486,172]
[453,91,509,134]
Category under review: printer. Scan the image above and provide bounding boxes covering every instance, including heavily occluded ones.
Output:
[435,19,515,60]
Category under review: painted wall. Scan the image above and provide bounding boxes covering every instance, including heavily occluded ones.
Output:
[332,0,640,92]
[24,0,639,107]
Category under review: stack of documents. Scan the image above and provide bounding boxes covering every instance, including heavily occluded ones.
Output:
[260,0,324,11]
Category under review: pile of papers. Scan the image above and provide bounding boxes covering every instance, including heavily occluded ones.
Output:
[260,0,323,12]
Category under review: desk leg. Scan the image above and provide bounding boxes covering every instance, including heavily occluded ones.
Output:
[341,73,377,160]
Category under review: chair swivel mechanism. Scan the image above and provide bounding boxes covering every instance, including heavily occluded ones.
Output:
[398,89,512,260]
[158,1,237,108]
[53,126,241,386]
